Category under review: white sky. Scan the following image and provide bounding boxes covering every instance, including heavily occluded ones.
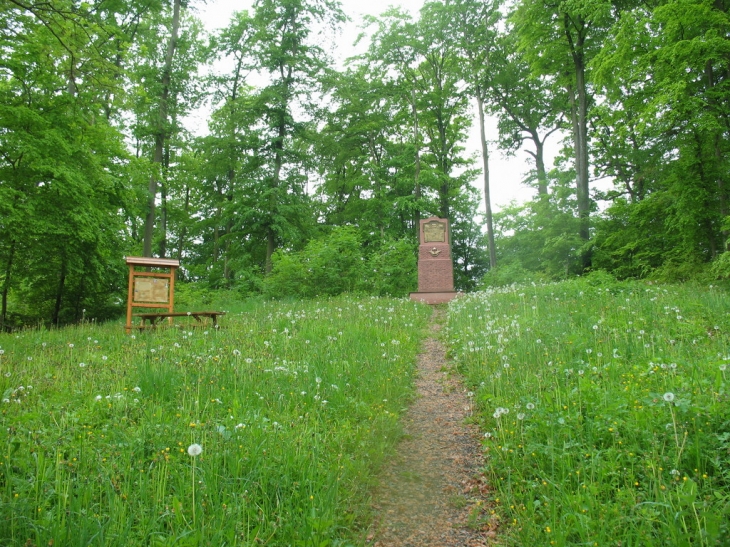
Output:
[192,0,547,211]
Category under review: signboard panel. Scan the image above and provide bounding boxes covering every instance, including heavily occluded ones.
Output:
[134,277,169,303]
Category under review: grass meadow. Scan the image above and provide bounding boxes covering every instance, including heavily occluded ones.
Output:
[0,295,431,546]
[446,277,730,546]
[4,281,730,547]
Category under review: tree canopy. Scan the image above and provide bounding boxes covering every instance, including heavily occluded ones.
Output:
[1,0,729,327]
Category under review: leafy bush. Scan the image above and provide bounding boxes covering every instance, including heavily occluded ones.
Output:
[365,238,417,297]
[264,249,311,298]
[711,252,730,280]
[263,228,420,299]
[479,261,551,288]
[491,193,584,282]
[264,226,365,298]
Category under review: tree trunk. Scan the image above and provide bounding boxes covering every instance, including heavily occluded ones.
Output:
[412,90,421,237]
[52,257,67,326]
[716,134,729,251]
[158,180,167,258]
[74,263,86,323]
[533,136,548,197]
[143,0,182,257]
[265,95,288,274]
[1,240,15,332]
[575,61,590,244]
[266,227,276,274]
[476,93,497,269]
[564,14,590,245]
[176,186,190,263]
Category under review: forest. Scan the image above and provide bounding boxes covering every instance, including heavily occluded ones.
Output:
[1,0,729,328]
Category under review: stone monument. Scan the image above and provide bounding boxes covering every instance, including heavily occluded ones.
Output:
[409,217,461,304]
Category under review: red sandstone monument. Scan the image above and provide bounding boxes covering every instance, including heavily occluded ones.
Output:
[409,217,461,304]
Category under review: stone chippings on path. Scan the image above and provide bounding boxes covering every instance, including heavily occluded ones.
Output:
[369,318,497,547]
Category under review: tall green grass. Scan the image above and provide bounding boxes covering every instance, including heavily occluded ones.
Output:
[446,278,730,546]
[0,296,431,546]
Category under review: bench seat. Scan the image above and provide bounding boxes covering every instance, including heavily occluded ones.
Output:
[132,311,225,328]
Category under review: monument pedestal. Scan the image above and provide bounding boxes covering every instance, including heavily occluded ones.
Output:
[410,217,461,305]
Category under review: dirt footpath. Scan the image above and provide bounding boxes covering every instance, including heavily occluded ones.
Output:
[369,309,496,546]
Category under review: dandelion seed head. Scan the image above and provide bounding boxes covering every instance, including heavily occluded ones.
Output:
[187,444,202,457]
[663,392,675,402]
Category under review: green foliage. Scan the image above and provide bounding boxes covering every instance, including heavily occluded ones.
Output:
[480,262,551,288]
[365,238,418,297]
[264,227,365,298]
[593,188,721,283]
[450,186,490,291]
[3,0,730,327]
[486,174,584,284]
[264,229,419,299]
[593,197,679,279]
[711,253,730,281]
[446,280,730,545]
[0,4,132,328]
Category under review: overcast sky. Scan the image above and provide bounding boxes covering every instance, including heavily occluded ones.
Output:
[192,0,542,211]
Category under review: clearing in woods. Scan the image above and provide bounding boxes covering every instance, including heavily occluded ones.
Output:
[369,308,497,547]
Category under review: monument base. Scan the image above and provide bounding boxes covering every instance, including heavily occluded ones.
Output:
[409,291,462,305]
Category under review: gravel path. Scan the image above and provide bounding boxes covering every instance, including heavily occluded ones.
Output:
[368,309,497,546]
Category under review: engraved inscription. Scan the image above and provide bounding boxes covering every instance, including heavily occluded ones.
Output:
[423,221,446,243]
[134,277,169,303]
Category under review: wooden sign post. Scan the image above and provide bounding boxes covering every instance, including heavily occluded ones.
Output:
[125,257,180,332]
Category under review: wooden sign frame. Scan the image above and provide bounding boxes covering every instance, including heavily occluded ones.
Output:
[125,256,180,332]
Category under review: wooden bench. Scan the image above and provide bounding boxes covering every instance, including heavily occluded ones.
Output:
[132,311,226,329]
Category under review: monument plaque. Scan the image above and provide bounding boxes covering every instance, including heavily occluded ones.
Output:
[423,220,446,243]
[410,217,460,305]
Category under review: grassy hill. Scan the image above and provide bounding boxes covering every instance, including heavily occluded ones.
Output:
[446,278,730,546]
[2,280,729,546]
